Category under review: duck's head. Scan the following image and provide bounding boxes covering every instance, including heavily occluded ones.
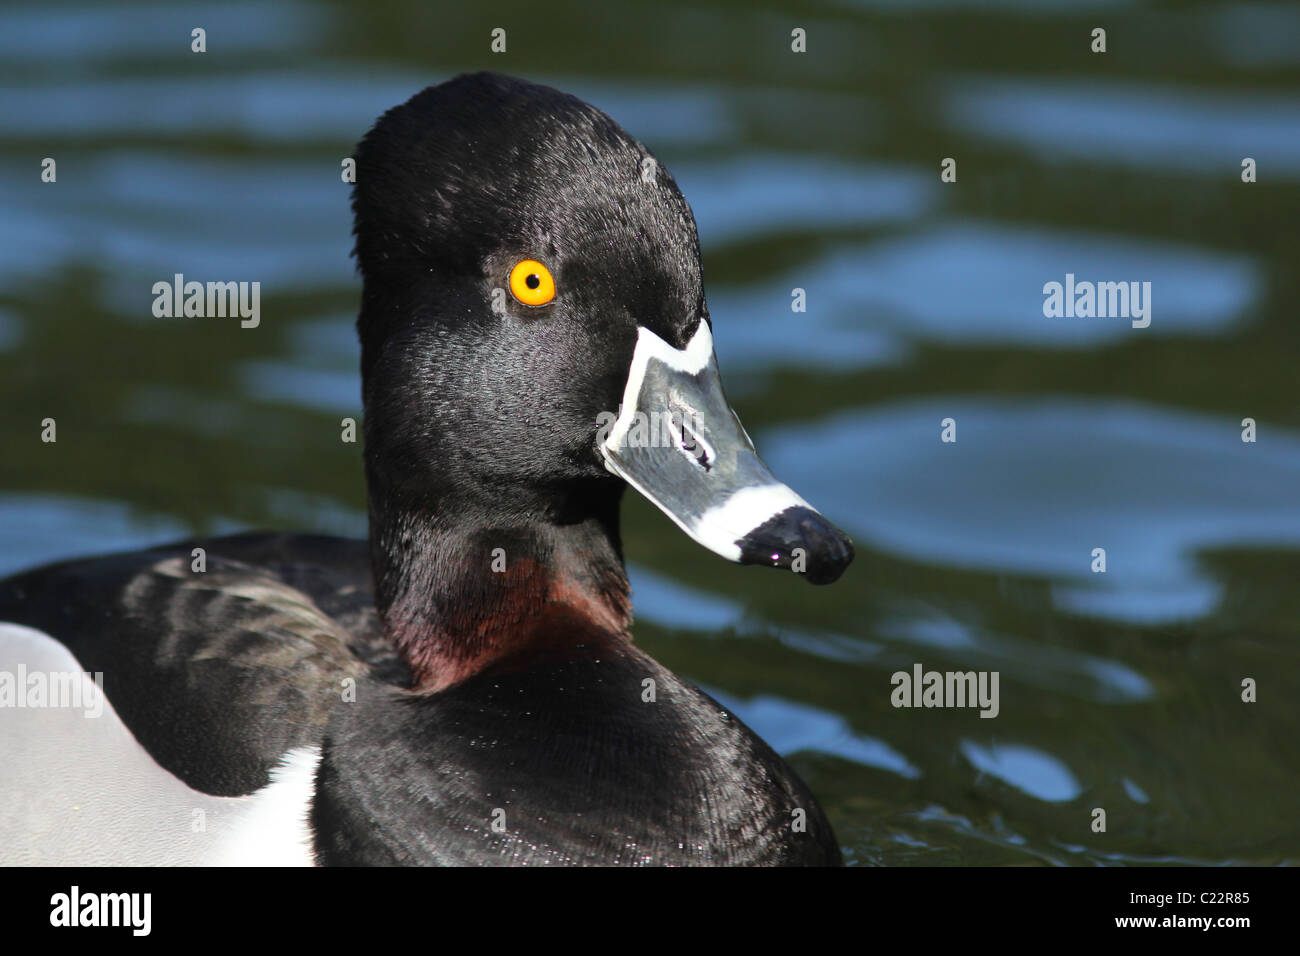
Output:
[352,72,853,596]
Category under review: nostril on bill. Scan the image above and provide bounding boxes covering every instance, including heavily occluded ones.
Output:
[668,406,711,471]
[680,421,711,471]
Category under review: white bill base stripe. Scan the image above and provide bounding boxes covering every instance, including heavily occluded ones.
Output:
[602,320,712,456]
[694,484,815,558]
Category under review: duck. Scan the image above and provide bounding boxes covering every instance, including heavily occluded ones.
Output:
[0,72,854,867]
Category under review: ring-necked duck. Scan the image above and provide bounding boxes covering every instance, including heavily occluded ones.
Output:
[0,72,853,866]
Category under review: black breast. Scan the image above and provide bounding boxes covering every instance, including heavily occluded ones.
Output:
[0,532,841,865]
[313,642,842,866]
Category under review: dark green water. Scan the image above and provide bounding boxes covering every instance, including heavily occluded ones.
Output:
[2,0,1298,865]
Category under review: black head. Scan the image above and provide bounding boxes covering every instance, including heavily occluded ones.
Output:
[353,72,702,516]
[352,73,853,588]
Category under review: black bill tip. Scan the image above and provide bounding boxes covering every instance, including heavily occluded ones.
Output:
[736,506,855,585]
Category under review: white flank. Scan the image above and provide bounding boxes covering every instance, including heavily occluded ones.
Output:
[0,622,320,867]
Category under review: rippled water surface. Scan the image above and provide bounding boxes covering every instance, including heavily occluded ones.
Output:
[2,0,1298,865]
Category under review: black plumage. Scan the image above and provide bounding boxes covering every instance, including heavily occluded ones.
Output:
[0,73,845,866]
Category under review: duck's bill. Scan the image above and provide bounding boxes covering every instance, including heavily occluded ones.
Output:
[599,322,854,585]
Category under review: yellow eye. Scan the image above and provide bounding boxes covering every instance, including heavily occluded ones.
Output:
[509,259,556,307]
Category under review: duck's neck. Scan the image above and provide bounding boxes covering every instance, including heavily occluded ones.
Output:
[368,484,633,692]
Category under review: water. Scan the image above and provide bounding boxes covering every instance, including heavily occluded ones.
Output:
[2,0,1298,865]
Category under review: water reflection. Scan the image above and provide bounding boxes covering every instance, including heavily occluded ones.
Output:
[715,223,1258,358]
[1,0,1297,866]
[959,741,1081,803]
[947,77,1300,176]
[764,398,1300,624]
[676,155,939,242]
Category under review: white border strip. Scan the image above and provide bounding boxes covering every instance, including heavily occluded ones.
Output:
[601,321,713,456]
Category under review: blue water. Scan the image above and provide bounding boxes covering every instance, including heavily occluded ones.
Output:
[1,0,1297,865]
